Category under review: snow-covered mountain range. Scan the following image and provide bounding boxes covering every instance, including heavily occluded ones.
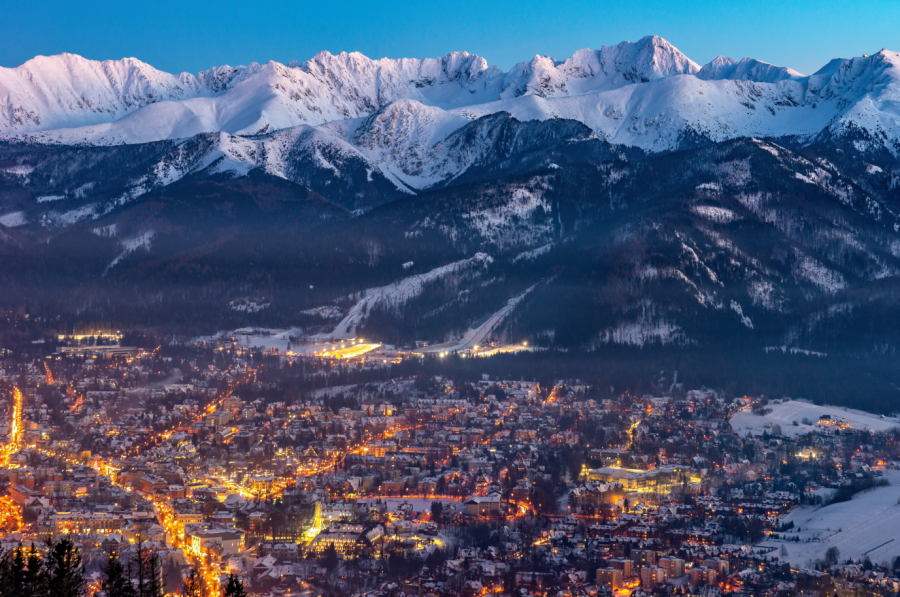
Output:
[4,35,900,172]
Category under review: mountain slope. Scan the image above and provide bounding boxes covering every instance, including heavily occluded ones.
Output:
[0,112,636,215]
[3,137,898,350]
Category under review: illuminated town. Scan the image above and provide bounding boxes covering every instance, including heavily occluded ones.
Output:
[0,332,896,597]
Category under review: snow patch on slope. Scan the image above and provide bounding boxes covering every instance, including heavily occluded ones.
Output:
[794,253,846,293]
[692,205,741,224]
[595,299,691,347]
[597,317,688,347]
[301,306,343,319]
[0,212,27,227]
[748,278,783,312]
[729,300,754,328]
[463,186,554,248]
[42,203,97,227]
[104,230,154,274]
[513,243,555,263]
[229,299,270,313]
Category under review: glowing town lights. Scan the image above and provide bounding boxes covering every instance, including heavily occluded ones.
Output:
[69,390,84,414]
[43,361,55,384]
[0,387,25,465]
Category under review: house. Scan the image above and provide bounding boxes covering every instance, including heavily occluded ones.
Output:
[465,493,501,516]
[189,529,245,555]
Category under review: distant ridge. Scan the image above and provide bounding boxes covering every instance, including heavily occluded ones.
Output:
[2,36,899,162]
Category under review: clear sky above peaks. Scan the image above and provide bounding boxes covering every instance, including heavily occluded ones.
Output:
[2,0,898,77]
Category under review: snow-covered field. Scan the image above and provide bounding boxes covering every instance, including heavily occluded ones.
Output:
[729,399,900,437]
[196,327,383,359]
[310,380,415,399]
[763,470,900,566]
[198,328,303,353]
[356,497,463,514]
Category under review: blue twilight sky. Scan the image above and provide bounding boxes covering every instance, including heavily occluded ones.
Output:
[2,0,899,76]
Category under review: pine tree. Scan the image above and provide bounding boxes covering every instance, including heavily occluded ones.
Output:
[163,559,181,594]
[134,540,147,597]
[101,551,135,597]
[183,568,203,597]
[222,574,247,597]
[0,546,27,597]
[46,538,86,597]
[146,552,162,597]
[322,544,339,572]
[22,544,48,597]
[430,501,443,525]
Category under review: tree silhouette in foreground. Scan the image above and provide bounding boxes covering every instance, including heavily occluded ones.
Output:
[0,539,85,597]
[222,574,248,597]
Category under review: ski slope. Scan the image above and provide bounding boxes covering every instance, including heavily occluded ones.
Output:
[416,284,536,354]
[321,253,493,340]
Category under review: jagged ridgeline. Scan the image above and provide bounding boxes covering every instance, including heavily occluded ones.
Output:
[1,37,900,406]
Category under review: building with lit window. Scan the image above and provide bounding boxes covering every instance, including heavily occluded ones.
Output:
[596,568,623,590]
[189,528,245,555]
[306,523,380,556]
[632,549,657,567]
[658,557,685,579]
[50,511,155,539]
[465,493,502,516]
[586,465,693,492]
[640,566,667,587]
[690,567,717,587]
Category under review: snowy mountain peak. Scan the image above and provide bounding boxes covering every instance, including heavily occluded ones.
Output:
[299,49,495,88]
[500,35,700,99]
[0,53,201,131]
[698,56,803,82]
[601,35,701,81]
[697,55,738,79]
[197,63,257,95]
[350,99,466,151]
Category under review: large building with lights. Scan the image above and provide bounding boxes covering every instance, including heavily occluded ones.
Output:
[586,465,694,493]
